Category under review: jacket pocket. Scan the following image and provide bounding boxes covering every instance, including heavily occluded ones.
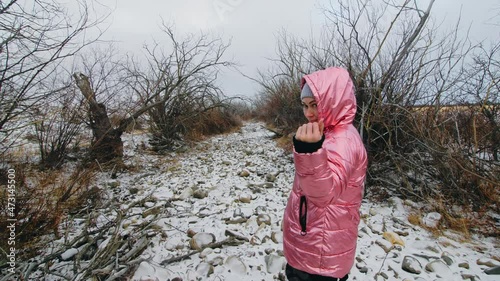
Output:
[299,195,307,236]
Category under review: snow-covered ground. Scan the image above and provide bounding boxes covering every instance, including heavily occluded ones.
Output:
[124,122,499,281]
[13,121,499,280]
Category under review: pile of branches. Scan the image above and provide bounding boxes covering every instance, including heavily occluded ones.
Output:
[1,196,160,281]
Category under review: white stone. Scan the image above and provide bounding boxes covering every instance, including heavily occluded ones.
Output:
[60,248,79,261]
[224,255,247,274]
[271,231,283,244]
[239,192,252,203]
[178,186,193,200]
[402,256,422,274]
[189,232,215,250]
[196,262,214,277]
[164,236,184,251]
[199,248,213,258]
[257,214,271,225]
[265,254,285,274]
[206,254,224,266]
[367,220,384,234]
[375,238,394,253]
[422,212,442,228]
[425,260,454,279]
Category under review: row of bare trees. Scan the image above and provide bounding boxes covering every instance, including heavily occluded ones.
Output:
[255,0,499,221]
[73,24,239,164]
[1,1,241,170]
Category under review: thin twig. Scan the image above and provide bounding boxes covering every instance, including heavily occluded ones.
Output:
[160,237,244,266]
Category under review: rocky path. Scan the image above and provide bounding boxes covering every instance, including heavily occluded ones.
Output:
[126,122,499,281]
[127,122,293,280]
[14,122,499,281]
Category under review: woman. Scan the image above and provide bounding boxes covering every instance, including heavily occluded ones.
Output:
[282,67,368,281]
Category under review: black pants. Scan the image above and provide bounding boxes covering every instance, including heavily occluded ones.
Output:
[285,264,349,281]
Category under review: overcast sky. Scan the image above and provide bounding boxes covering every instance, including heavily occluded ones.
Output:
[97,0,500,98]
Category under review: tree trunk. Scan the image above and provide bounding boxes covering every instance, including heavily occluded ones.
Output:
[73,73,123,164]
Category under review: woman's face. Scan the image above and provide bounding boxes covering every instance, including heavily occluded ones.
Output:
[301,97,318,123]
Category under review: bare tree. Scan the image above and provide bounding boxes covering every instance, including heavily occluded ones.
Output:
[314,1,496,208]
[73,72,125,164]
[256,0,499,214]
[459,42,500,161]
[0,0,108,158]
[137,24,235,150]
[32,76,84,170]
[250,31,313,135]
[74,24,234,162]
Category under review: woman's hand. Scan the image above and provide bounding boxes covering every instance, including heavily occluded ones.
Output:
[295,119,324,143]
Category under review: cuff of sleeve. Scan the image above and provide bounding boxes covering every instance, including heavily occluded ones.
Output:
[293,135,325,153]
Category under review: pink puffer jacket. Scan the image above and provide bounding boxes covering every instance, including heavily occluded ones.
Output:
[283,67,368,278]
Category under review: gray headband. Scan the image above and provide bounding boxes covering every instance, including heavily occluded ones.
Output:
[300,83,314,99]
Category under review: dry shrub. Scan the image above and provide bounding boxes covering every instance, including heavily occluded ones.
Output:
[375,105,497,194]
[478,181,499,203]
[229,101,255,121]
[253,79,304,136]
[429,199,472,238]
[33,116,82,170]
[149,101,216,149]
[185,107,242,141]
[275,133,294,153]
[413,107,499,208]
[251,78,305,153]
[366,103,499,236]
[0,165,99,261]
[407,212,422,226]
[149,97,244,151]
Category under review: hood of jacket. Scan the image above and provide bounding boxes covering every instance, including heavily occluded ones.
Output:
[301,67,356,128]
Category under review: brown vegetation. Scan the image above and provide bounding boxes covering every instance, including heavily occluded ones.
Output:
[0,165,98,260]
[253,0,499,235]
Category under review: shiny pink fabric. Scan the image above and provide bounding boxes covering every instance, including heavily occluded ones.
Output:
[283,67,368,278]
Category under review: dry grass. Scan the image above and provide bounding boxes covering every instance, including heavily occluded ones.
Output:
[478,181,500,203]
[406,210,448,238]
[253,79,303,136]
[366,104,499,236]
[275,135,294,153]
[0,164,100,261]
[186,107,242,141]
[432,200,472,239]
[407,212,422,227]
[149,102,243,151]
[404,195,499,240]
